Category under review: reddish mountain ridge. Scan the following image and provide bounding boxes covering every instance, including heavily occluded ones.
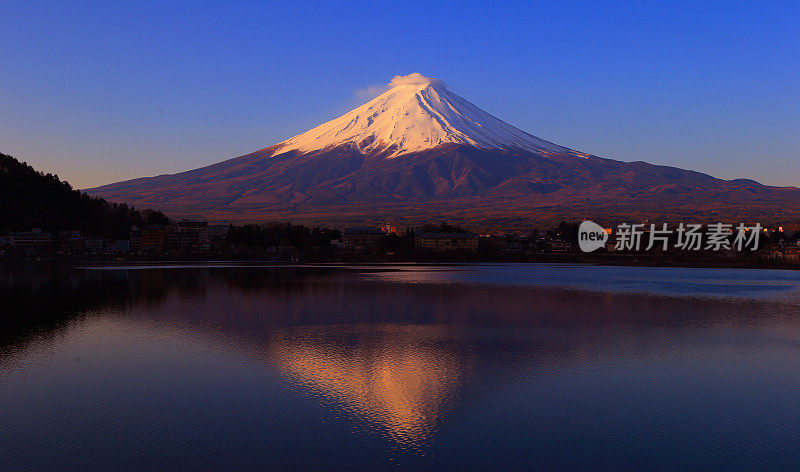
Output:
[87,74,800,227]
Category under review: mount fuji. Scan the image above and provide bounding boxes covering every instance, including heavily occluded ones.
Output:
[87,73,800,227]
[277,73,587,159]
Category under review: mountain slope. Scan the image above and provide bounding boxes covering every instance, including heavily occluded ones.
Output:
[87,74,800,226]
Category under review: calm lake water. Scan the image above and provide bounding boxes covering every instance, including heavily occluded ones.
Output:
[3,263,800,471]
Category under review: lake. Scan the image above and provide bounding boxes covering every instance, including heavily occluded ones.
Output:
[2,263,800,471]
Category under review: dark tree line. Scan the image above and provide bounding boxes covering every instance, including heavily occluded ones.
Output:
[226,223,340,251]
[0,152,169,238]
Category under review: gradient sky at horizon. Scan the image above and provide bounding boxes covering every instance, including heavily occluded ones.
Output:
[1,1,798,189]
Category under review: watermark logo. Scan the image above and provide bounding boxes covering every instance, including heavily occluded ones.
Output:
[577,221,763,253]
[578,220,609,252]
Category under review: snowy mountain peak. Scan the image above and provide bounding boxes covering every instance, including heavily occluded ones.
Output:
[277,73,589,158]
[387,72,444,87]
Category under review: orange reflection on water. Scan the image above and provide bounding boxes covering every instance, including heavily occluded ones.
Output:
[268,325,465,447]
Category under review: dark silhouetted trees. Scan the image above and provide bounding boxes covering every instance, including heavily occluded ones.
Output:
[0,152,169,238]
[226,223,340,252]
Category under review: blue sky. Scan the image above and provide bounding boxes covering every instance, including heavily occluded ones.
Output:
[1,0,797,189]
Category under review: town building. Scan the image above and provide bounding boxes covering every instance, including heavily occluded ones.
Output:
[491,237,524,252]
[13,229,52,253]
[141,227,168,253]
[84,237,105,254]
[342,227,386,251]
[207,224,230,241]
[175,220,209,252]
[550,241,572,253]
[166,227,182,253]
[415,233,479,251]
[129,226,142,253]
[780,246,800,262]
[57,231,84,254]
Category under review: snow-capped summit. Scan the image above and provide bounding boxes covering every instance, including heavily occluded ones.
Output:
[278,73,588,158]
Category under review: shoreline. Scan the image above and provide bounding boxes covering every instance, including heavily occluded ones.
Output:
[3,253,799,272]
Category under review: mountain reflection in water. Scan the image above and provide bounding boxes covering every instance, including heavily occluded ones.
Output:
[268,325,464,447]
[3,263,800,471]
